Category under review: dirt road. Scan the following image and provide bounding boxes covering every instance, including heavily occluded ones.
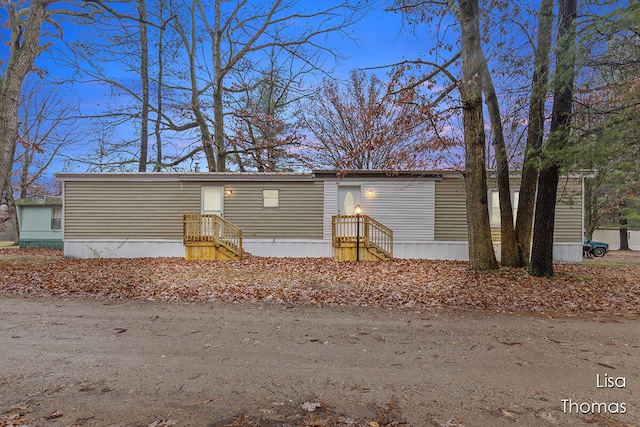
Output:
[0,296,638,426]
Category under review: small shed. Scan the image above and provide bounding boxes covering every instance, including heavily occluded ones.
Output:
[16,196,63,248]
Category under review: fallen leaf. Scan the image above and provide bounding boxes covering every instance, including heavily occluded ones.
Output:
[45,411,63,420]
[147,420,177,427]
[2,248,639,318]
[301,402,321,412]
[501,409,516,419]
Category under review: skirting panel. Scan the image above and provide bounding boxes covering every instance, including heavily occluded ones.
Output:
[550,243,583,264]
[64,239,583,263]
[64,240,184,258]
[493,241,583,264]
[394,242,469,261]
[243,239,333,258]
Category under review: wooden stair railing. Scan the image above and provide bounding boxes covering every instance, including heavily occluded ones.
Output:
[364,216,393,259]
[183,214,243,260]
[331,215,393,261]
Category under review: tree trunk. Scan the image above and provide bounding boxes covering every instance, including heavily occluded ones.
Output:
[619,216,630,250]
[459,0,498,271]
[3,178,20,244]
[138,0,150,172]
[213,85,225,172]
[177,0,216,171]
[481,59,519,266]
[529,166,559,277]
[0,1,48,199]
[530,0,578,278]
[153,0,168,172]
[583,177,598,239]
[515,0,555,265]
[212,0,225,172]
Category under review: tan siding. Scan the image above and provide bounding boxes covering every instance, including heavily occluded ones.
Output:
[554,177,582,242]
[64,181,200,239]
[223,181,324,239]
[487,176,583,243]
[435,178,468,240]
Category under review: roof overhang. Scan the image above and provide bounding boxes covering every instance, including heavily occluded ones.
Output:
[56,172,316,182]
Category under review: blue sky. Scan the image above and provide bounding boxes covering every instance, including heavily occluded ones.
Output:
[54,2,435,166]
[4,0,460,179]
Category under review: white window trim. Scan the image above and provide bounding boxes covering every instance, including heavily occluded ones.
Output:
[489,189,519,226]
[263,189,279,208]
[51,206,62,230]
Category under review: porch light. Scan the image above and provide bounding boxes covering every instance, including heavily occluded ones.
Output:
[367,189,374,197]
[354,204,362,215]
[224,189,233,196]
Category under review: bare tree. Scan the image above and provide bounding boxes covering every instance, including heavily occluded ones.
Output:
[1,0,52,209]
[1,0,97,194]
[169,0,364,171]
[296,69,448,171]
[228,47,307,172]
[59,0,184,172]
[13,81,80,198]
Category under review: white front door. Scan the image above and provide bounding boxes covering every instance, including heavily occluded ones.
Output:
[202,186,223,216]
[338,186,361,215]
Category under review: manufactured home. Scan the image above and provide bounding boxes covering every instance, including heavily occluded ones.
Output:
[16,196,64,248]
[56,170,586,262]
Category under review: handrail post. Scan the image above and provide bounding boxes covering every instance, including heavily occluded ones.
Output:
[213,216,220,246]
[356,214,360,262]
[363,215,370,247]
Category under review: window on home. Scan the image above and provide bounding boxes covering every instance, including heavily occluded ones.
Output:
[51,207,62,230]
[263,189,279,207]
[489,190,519,226]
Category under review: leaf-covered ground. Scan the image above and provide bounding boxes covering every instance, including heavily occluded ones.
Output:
[1,248,639,318]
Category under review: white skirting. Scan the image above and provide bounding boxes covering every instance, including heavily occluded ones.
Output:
[550,242,584,263]
[64,239,184,258]
[63,239,583,263]
[243,239,332,257]
[492,241,583,264]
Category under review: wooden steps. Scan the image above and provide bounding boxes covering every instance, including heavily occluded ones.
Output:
[332,215,393,261]
[183,214,243,260]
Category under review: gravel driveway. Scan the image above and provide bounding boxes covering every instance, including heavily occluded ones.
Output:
[1,296,638,426]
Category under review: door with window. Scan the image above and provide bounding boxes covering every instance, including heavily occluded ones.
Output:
[338,186,361,215]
